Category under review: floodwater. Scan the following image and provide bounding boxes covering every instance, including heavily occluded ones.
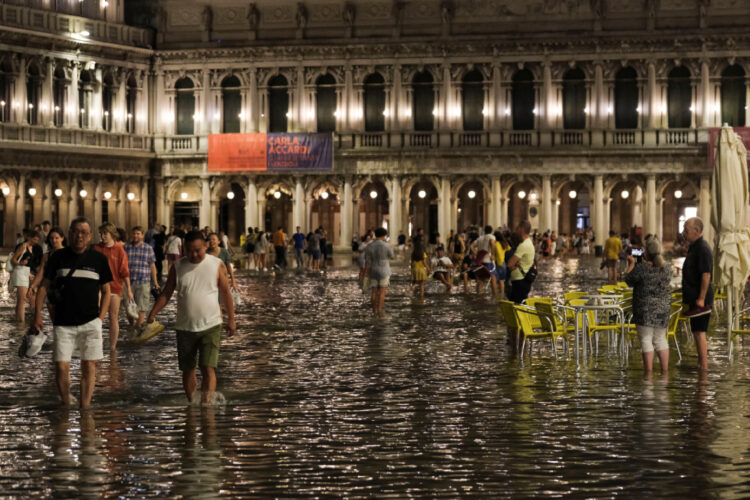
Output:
[2,255,750,498]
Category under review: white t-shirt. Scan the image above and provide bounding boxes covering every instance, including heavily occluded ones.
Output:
[475,234,496,263]
[166,235,181,255]
[431,256,452,273]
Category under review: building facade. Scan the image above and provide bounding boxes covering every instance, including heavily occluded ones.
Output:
[1,0,749,248]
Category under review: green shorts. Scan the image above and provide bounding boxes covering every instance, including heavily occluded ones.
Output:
[176,324,222,372]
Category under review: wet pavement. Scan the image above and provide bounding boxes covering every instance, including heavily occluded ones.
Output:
[1,255,750,498]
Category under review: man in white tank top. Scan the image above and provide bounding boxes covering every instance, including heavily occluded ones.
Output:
[147,230,236,404]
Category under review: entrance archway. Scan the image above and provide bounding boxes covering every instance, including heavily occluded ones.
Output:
[457,181,486,231]
[662,181,697,246]
[311,186,341,246]
[609,181,638,235]
[408,181,438,243]
[557,181,591,235]
[265,187,293,232]
[507,182,535,230]
[359,181,388,236]
[170,181,201,229]
[218,182,245,244]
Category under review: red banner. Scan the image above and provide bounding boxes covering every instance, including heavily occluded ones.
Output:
[708,127,750,168]
[208,133,267,172]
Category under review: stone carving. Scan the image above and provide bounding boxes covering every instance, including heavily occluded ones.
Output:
[202,6,213,32]
[699,0,710,28]
[590,0,603,31]
[296,2,308,39]
[440,0,453,36]
[343,2,355,38]
[392,1,405,38]
[247,3,260,29]
[646,0,658,30]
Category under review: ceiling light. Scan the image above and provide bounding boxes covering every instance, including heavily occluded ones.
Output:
[54,188,62,197]
[621,190,629,199]
[467,190,476,199]
[80,189,88,198]
[320,191,329,200]
[227,191,235,200]
[418,190,427,199]
[28,187,37,196]
[274,191,281,199]
[518,190,526,199]
[103,191,112,200]
[370,190,377,199]
[569,190,577,199]
[127,192,136,201]
[180,192,188,200]
[674,190,683,199]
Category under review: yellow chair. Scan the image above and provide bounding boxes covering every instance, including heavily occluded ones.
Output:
[597,284,620,294]
[499,300,521,337]
[583,307,625,355]
[513,305,566,359]
[666,303,683,361]
[564,291,588,304]
[535,301,573,348]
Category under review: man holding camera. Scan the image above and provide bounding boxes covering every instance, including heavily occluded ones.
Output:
[33,217,113,409]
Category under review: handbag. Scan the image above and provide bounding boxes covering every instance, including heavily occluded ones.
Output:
[49,251,89,304]
[519,260,538,284]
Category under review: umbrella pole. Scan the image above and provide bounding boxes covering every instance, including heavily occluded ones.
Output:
[728,269,734,358]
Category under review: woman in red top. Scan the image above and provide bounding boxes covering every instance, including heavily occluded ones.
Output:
[95,223,133,353]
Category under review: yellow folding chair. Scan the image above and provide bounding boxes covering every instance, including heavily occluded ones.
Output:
[513,305,566,359]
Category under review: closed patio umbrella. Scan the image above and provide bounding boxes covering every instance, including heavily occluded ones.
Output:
[710,126,750,355]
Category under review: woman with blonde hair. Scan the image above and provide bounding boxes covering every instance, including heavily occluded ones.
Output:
[94,222,133,352]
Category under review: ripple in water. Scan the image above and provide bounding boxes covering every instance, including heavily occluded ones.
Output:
[1,256,750,497]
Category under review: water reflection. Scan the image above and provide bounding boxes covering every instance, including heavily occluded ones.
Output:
[1,258,750,496]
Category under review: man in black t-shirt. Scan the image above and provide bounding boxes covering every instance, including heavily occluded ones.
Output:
[681,217,713,372]
[33,217,113,409]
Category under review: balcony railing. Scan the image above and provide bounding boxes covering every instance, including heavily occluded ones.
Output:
[0,122,151,152]
[0,4,153,48]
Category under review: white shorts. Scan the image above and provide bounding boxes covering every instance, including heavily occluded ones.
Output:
[54,317,104,362]
[9,266,30,288]
[369,276,390,289]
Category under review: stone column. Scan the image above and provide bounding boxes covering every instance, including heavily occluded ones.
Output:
[41,178,52,224]
[552,199,559,233]
[199,177,210,228]
[593,62,604,129]
[140,180,148,226]
[593,175,604,246]
[210,200,218,231]
[699,176,712,244]
[92,65,103,130]
[245,177,257,233]
[647,61,659,129]
[542,61,553,129]
[392,64,402,130]
[296,65,305,132]
[490,177,502,228]
[257,198,266,229]
[200,69,210,135]
[344,65,353,131]
[645,175,657,237]
[248,67,258,132]
[388,177,401,240]
[93,180,103,227]
[16,58,27,124]
[154,177,165,226]
[67,178,78,225]
[293,180,305,229]
[339,178,353,249]
[438,177,451,242]
[154,68,166,134]
[541,176,552,232]
[15,176,25,233]
[137,72,149,135]
[116,182,127,226]
[490,64,502,129]
[67,62,79,127]
[43,58,55,127]
[700,60,712,128]
[501,195,509,228]
[442,63,452,129]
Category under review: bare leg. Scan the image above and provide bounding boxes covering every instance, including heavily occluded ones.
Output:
[108,294,122,352]
[490,276,498,295]
[655,348,669,375]
[693,331,708,371]
[419,282,425,298]
[16,286,27,324]
[378,288,387,315]
[370,287,378,315]
[200,366,216,405]
[498,281,505,300]
[182,368,198,402]
[80,360,97,409]
[642,351,654,377]
[137,311,146,328]
[56,362,72,405]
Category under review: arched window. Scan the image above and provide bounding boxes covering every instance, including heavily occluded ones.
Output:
[175,77,195,135]
[221,75,241,134]
[563,68,586,129]
[462,69,484,131]
[102,74,114,131]
[667,66,691,128]
[315,74,336,133]
[268,75,288,133]
[512,69,534,130]
[78,70,93,128]
[53,67,66,127]
[412,70,434,131]
[126,76,137,133]
[363,72,385,132]
[614,67,638,129]
[721,65,746,127]
[0,61,11,122]
[27,64,41,125]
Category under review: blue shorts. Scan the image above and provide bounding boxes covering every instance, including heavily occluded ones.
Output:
[312,249,322,260]
[496,263,507,281]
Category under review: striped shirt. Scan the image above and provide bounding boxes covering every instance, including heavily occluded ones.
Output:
[124,241,156,285]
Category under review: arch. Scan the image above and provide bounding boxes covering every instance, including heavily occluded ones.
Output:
[0,60,11,122]
[125,75,138,133]
[462,69,484,131]
[268,74,289,133]
[659,178,699,244]
[614,66,638,129]
[512,69,535,130]
[456,179,489,230]
[556,179,592,235]
[412,70,435,131]
[506,180,537,230]
[316,73,337,133]
[721,64,746,127]
[363,72,386,132]
[102,73,115,131]
[667,66,691,128]
[607,179,640,235]
[175,77,196,135]
[26,63,42,125]
[310,178,342,199]
[408,180,438,242]
[221,75,242,133]
[563,68,586,129]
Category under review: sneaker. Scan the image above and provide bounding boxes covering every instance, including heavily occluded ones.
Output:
[683,305,712,318]
[133,320,165,344]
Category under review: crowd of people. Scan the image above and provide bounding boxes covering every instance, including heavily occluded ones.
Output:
[6,213,716,408]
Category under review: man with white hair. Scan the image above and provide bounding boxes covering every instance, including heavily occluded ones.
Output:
[681,216,713,372]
